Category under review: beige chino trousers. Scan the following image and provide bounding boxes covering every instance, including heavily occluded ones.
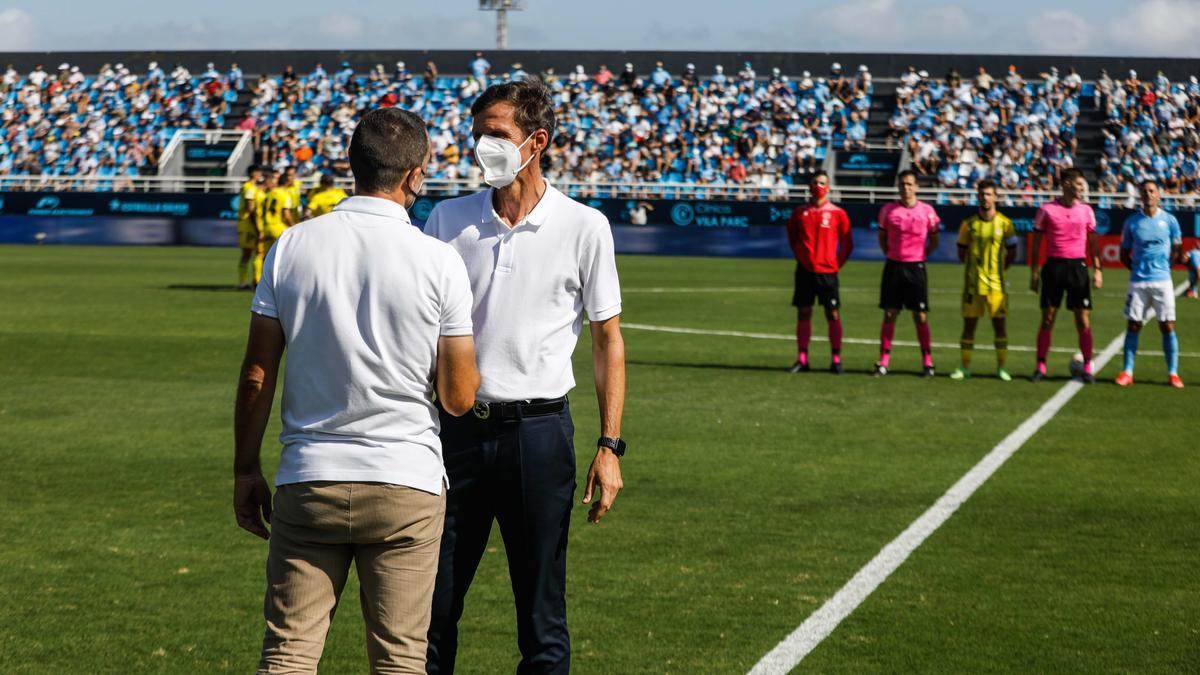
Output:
[258,481,445,674]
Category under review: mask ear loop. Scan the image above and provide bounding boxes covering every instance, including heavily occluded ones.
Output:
[513,131,539,175]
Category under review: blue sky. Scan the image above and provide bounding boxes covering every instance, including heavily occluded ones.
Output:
[2,0,1199,56]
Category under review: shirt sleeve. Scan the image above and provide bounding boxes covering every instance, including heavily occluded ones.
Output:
[876,204,890,231]
[1170,215,1183,244]
[1032,206,1047,232]
[1085,206,1097,232]
[926,205,942,231]
[581,215,623,322]
[1119,217,1133,250]
[438,249,474,336]
[1003,217,1019,246]
[423,202,442,239]
[251,240,280,319]
[956,221,970,246]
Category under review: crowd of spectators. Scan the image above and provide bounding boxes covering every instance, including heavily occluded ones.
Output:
[0,60,240,184]
[246,55,875,192]
[889,64,1082,191]
[1094,68,1200,199]
[14,54,1200,199]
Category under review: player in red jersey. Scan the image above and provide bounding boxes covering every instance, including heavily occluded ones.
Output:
[787,170,854,374]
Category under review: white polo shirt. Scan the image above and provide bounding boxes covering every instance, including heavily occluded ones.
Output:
[252,196,473,494]
[424,182,622,402]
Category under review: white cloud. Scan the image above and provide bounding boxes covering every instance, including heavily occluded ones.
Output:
[1107,0,1200,56]
[315,14,368,43]
[1024,9,1093,54]
[0,8,37,51]
[735,0,979,53]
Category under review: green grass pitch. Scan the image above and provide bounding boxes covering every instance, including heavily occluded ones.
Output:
[0,245,1196,673]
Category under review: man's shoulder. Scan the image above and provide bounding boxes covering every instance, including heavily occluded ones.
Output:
[429,190,489,221]
[548,187,611,231]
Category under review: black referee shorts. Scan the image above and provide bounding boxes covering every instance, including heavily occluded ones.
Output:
[879,259,930,312]
[792,264,840,309]
[1040,257,1092,311]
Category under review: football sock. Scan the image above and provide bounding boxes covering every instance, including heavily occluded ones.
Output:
[879,322,895,368]
[253,252,264,284]
[1123,330,1139,374]
[829,319,843,364]
[1189,268,1198,292]
[960,338,974,368]
[994,337,1008,369]
[237,260,249,286]
[1164,331,1179,375]
[1036,327,1052,365]
[917,323,933,367]
[796,320,812,365]
[1080,327,1094,373]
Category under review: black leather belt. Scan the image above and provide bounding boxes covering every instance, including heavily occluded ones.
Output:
[472,397,566,421]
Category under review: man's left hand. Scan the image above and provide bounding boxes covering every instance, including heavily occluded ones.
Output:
[582,447,623,523]
[234,473,273,540]
[1093,268,1103,289]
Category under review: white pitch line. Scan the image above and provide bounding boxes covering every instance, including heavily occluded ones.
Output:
[747,281,1188,675]
[619,321,1198,359]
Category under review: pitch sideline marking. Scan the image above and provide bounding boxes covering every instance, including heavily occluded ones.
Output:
[619,321,1197,359]
[746,281,1188,674]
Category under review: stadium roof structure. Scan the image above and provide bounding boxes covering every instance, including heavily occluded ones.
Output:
[1,49,1198,79]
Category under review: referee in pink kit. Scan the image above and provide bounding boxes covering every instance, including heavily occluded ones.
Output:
[874,169,942,377]
[1028,168,1103,383]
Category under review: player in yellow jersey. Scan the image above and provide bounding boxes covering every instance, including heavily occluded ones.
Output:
[236,165,264,289]
[282,165,303,223]
[254,170,296,284]
[951,179,1019,381]
[303,173,348,218]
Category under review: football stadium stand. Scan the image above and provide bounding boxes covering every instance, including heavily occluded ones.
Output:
[2,51,1200,201]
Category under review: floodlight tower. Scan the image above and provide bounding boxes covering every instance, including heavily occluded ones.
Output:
[479,0,525,50]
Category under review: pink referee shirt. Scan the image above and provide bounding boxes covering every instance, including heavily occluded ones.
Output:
[878,201,941,262]
[1033,199,1096,259]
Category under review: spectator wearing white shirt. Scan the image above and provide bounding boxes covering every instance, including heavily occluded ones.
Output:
[234,107,480,673]
[423,78,626,675]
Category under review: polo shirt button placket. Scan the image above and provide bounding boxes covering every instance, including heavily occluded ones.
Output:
[497,225,517,275]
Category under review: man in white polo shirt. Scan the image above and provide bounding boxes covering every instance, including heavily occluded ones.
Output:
[233,107,480,674]
[423,79,627,674]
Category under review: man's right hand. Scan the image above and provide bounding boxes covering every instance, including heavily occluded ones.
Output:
[1029,270,1040,293]
[234,473,272,540]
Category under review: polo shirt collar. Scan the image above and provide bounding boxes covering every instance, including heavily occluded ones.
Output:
[334,195,412,225]
[481,180,557,228]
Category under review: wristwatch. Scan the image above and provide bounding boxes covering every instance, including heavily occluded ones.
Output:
[597,436,626,457]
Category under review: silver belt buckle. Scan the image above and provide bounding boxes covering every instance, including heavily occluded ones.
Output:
[472,401,491,420]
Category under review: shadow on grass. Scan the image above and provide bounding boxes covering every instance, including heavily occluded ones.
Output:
[163,284,249,293]
[627,359,878,375]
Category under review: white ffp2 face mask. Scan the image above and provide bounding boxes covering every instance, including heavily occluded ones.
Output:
[474,133,536,188]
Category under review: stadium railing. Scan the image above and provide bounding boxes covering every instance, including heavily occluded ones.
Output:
[0,174,1175,209]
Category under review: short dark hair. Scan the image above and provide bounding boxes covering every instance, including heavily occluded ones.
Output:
[319,172,336,188]
[471,78,557,142]
[897,169,918,183]
[810,169,829,183]
[976,178,997,192]
[1139,177,1159,189]
[348,107,429,194]
[1061,168,1085,185]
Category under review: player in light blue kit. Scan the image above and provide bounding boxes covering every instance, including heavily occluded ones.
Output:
[1187,246,1200,298]
[1115,179,1184,388]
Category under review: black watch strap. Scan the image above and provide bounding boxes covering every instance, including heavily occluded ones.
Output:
[597,436,626,457]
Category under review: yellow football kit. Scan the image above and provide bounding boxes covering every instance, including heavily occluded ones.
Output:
[306,188,348,218]
[958,213,1017,319]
